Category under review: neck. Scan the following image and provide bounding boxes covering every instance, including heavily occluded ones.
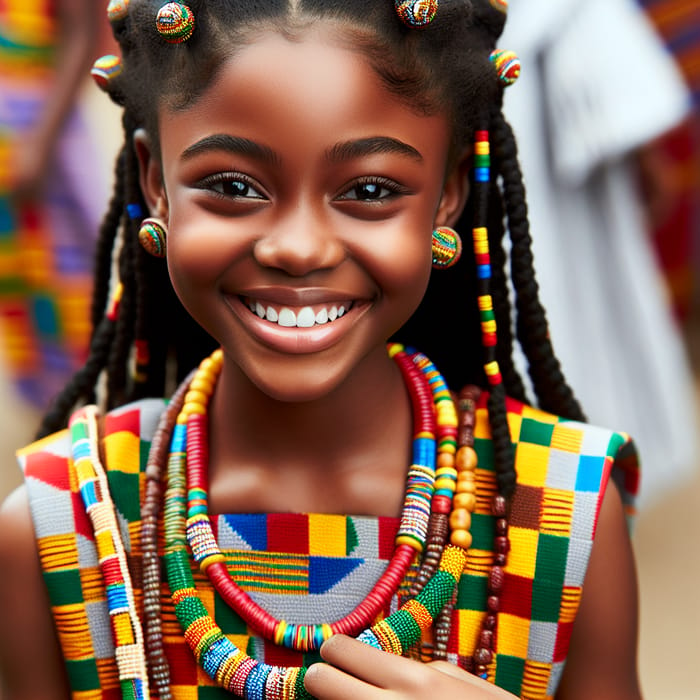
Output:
[206,346,414,516]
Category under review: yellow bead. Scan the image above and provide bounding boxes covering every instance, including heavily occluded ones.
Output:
[453,493,477,511]
[437,452,455,469]
[434,478,456,492]
[183,402,206,416]
[396,534,423,552]
[185,389,209,406]
[190,376,214,394]
[450,529,473,550]
[456,478,477,495]
[456,446,478,470]
[449,508,472,531]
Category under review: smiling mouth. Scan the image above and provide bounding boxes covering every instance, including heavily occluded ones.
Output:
[243,297,354,328]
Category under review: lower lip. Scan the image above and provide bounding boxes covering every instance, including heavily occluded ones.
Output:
[225,296,366,355]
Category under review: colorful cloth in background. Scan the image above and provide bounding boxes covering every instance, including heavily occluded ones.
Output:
[0,1,103,408]
[637,0,700,321]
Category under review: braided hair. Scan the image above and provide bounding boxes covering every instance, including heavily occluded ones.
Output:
[38,0,584,501]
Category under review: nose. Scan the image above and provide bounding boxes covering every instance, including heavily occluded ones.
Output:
[253,205,345,276]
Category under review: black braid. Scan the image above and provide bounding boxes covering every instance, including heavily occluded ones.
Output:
[90,146,126,333]
[492,113,586,421]
[36,317,116,439]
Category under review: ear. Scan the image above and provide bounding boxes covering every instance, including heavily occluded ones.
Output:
[133,128,169,220]
[433,149,471,228]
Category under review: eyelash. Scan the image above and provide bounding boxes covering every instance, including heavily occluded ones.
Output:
[196,173,409,203]
[338,176,410,202]
[197,172,266,200]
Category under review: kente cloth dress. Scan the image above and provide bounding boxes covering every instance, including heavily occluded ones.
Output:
[501,0,697,508]
[19,396,639,700]
[0,0,106,408]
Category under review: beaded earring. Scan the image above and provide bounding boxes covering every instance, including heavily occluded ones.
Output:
[473,129,503,390]
[431,226,462,269]
[90,55,123,91]
[395,0,438,27]
[138,218,167,258]
[156,2,195,44]
[490,49,521,87]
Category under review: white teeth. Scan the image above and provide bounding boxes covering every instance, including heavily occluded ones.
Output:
[315,308,328,324]
[296,307,316,328]
[247,299,351,327]
[278,308,297,327]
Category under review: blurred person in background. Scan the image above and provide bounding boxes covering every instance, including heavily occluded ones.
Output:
[0,0,106,411]
[636,0,700,324]
[501,0,698,509]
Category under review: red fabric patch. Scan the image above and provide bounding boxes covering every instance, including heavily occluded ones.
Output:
[104,407,141,439]
[267,514,309,554]
[164,641,198,685]
[377,517,400,560]
[24,449,71,488]
[499,572,533,619]
[262,639,304,667]
[553,621,574,662]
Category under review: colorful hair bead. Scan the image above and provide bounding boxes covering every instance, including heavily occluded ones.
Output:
[489,0,508,13]
[90,55,123,91]
[395,0,438,27]
[107,0,129,23]
[490,49,521,87]
[431,227,462,269]
[156,2,195,44]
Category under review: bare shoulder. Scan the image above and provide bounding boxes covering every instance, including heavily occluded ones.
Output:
[0,485,70,699]
[556,481,643,700]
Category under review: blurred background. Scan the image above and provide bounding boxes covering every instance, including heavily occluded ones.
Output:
[1,1,699,698]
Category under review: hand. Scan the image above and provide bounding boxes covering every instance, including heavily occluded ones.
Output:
[304,635,518,699]
[10,132,52,204]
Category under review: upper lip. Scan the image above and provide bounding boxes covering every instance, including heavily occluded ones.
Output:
[233,286,367,306]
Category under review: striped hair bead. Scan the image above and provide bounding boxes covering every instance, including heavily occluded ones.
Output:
[490,49,521,87]
[90,55,123,91]
[107,0,129,22]
[156,2,195,44]
[395,0,438,27]
[489,0,508,12]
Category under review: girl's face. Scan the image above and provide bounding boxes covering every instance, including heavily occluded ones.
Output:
[140,26,466,402]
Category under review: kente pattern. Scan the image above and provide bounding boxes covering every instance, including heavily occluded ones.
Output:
[19,396,638,699]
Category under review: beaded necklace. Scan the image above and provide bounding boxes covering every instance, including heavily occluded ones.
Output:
[155,345,465,698]
[134,344,509,698]
[183,345,455,651]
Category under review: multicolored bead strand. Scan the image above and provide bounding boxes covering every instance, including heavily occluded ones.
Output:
[161,347,469,699]
[70,407,150,700]
[180,344,456,652]
[472,130,503,390]
[140,372,194,700]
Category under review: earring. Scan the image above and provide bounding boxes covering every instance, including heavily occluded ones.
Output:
[490,49,521,87]
[431,226,462,269]
[138,218,167,258]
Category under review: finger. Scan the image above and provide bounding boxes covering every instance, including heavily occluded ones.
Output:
[320,634,424,689]
[304,661,383,700]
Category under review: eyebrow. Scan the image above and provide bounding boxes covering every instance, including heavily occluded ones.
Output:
[180,134,280,165]
[326,137,423,163]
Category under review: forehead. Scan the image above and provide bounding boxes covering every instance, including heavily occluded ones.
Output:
[157,28,451,161]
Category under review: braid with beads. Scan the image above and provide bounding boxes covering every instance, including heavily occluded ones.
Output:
[37,0,584,511]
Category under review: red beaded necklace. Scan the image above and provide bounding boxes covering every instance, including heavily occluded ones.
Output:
[183,345,457,652]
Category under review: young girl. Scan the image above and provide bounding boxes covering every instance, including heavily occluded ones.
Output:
[0,1,642,699]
